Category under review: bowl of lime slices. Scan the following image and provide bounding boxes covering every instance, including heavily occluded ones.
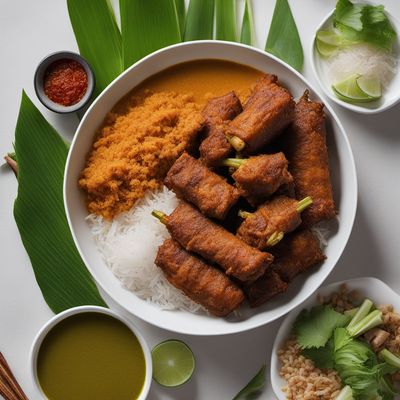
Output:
[311,0,400,114]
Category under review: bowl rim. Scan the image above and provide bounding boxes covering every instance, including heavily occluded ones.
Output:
[310,6,400,115]
[34,50,95,114]
[63,39,358,336]
[29,305,152,399]
[270,277,400,399]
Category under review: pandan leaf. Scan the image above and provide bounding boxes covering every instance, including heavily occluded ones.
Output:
[265,0,304,72]
[241,0,255,45]
[174,0,186,39]
[215,0,237,42]
[13,92,106,313]
[184,0,215,40]
[120,0,181,69]
[67,0,122,95]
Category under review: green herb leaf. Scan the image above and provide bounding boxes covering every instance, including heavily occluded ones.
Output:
[302,339,334,369]
[184,0,215,41]
[232,365,266,400]
[13,92,107,313]
[294,305,350,349]
[215,0,237,42]
[120,0,181,69]
[265,0,304,71]
[240,0,254,45]
[67,0,122,96]
[174,0,186,39]
[333,0,396,51]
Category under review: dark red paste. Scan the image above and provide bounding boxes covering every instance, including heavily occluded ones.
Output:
[43,59,88,106]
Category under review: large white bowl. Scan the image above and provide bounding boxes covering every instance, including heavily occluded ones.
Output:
[270,277,400,399]
[64,41,357,336]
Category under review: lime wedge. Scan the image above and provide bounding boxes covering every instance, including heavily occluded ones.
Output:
[316,30,340,57]
[332,74,377,103]
[356,75,382,99]
[151,340,195,387]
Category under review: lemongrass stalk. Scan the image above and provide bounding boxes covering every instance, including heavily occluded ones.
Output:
[238,210,253,219]
[296,196,313,213]
[266,231,284,246]
[344,307,359,318]
[227,135,246,152]
[380,349,400,369]
[152,210,168,224]
[346,309,383,338]
[347,299,373,330]
[221,158,246,168]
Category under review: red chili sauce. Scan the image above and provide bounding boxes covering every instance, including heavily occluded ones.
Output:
[44,59,88,106]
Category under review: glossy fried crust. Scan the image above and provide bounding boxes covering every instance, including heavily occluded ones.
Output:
[283,91,336,227]
[227,75,295,153]
[166,202,273,282]
[202,91,243,125]
[237,196,301,250]
[165,152,240,220]
[244,270,288,308]
[271,229,326,282]
[155,239,244,316]
[200,92,243,166]
[232,153,293,205]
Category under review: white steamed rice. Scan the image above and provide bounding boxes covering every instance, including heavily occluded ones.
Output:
[87,187,205,313]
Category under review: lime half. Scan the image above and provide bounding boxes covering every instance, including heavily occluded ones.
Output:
[332,74,379,103]
[151,340,195,387]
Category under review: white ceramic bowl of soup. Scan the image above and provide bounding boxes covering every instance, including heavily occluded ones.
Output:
[64,41,358,336]
[30,306,152,400]
[270,277,400,399]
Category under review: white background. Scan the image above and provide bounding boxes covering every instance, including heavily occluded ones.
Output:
[1,0,399,399]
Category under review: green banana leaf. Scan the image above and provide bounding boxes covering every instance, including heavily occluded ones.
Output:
[240,0,254,45]
[120,0,181,68]
[215,0,237,41]
[67,0,122,95]
[13,92,106,313]
[265,0,304,72]
[184,0,215,40]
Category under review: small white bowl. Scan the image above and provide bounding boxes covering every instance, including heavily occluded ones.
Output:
[311,7,400,114]
[270,277,400,399]
[29,306,152,400]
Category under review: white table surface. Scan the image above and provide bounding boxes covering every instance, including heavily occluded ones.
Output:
[1,0,399,399]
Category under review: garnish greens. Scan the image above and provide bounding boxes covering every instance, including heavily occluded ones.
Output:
[294,305,350,348]
[293,299,400,400]
[232,365,266,400]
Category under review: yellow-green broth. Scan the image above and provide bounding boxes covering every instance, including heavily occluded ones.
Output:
[37,312,146,400]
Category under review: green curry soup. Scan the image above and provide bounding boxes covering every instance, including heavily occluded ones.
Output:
[37,312,146,400]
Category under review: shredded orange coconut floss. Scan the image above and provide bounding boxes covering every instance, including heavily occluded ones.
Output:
[79,91,203,219]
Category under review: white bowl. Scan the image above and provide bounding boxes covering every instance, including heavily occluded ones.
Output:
[271,277,400,399]
[64,40,357,336]
[311,7,400,114]
[29,306,152,400]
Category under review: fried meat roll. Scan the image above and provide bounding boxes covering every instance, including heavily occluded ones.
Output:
[230,153,293,205]
[165,202,273,282]
[200,92,242,166]
[165,152,240,220]
[237,196,302,250]
[271,229,326,282]
[283,91,336,227]
[202,91,243,124]
[244,270,288,308]
[155,239,245,316]
[226,75,295,154]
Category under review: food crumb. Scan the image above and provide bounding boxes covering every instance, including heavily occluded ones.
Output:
[79,91,203,219]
